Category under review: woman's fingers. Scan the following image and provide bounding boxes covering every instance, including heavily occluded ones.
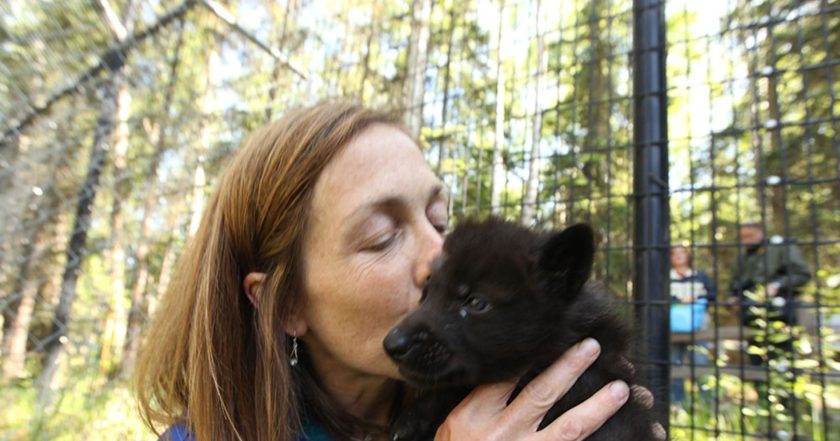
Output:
[540,380,630,441]
[435,338,636,441]
[449,380,518,423]
[503,338,601,432]
[435,382,519,441]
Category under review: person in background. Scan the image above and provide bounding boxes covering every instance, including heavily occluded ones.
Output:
[730,222,811,366]
[669,245,716,408]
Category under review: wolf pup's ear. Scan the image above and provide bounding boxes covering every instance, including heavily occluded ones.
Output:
[538,223,595,297]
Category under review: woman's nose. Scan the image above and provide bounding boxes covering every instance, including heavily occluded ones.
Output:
[414,223,444,288]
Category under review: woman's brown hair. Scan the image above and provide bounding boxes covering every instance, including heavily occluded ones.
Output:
[135,102,403,441]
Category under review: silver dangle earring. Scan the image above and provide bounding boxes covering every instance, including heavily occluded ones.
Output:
[289,333,299,367]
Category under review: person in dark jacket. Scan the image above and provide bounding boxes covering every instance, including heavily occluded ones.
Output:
[730,222,811,366]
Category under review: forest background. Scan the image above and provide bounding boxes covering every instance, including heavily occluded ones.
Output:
[0,0,838,439]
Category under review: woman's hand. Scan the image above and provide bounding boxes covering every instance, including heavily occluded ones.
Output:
[433,338,630,441]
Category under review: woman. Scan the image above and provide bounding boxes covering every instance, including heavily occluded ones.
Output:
[135,102,640,441]
[669,245,716,407]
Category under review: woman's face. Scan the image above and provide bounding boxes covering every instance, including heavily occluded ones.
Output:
[298,123,447,380]
[670,247,689,268]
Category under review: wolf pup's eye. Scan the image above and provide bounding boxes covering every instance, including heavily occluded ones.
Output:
[464,295,490,313]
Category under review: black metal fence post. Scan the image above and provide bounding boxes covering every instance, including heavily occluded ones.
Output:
[632,0,670,431]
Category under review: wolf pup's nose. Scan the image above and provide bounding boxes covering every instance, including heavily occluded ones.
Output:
[384,327,413,360]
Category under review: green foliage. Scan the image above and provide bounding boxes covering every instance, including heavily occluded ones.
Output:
[1,0,838,439]
[670,285,839,440]
[0,375,151,440]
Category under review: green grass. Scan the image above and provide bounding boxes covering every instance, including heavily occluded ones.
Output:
[0,369,152,441]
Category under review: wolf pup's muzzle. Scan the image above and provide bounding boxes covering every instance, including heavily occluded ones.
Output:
[384,325,454,383]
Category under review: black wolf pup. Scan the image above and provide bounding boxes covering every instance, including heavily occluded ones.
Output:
[383,218,656,441]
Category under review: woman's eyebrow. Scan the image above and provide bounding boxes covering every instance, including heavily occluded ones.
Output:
[351,196,406,218]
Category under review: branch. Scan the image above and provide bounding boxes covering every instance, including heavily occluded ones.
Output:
[1,0,197,147]
[198,0,307,80]
[93,0,129,41]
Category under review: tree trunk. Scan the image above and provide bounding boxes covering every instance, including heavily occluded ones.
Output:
[490,0,507,215]
[98,83,131,375]
[436,4,457,174]
[521,0,545,226]
[577,0,609,224]
[264,0,297,122]
[0,133,23,282]
[149,237,179,318]
[359,2,379,101]
[0,136,20,200]
[404,0,432,138]
[737,0,765,224]
[1,131,70,381]
[94,0,138,376]
[189,48,221,237]
[0,132,25,343]
[0,39,44,338]
[120,20,186,377]
[2,212,51,380]
[38,71,122,394]
[766,71,786,232]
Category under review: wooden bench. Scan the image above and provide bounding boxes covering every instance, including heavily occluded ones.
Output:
[669,325,839,382]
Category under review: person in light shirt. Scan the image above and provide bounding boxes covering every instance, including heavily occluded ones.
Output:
[669,245,716,407]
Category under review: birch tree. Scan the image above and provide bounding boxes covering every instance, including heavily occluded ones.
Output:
[1,150,65,380]
[37,0,180,394]
[436,2,457,174]
[265,0,299,122]
[96,0,138,375]
[120,18,186,377]
[490,0,507,215]
[188,44,222,237]
[521,0,545,226]
[404,0,432,138]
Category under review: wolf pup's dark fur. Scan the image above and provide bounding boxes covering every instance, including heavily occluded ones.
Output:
[383,218,656,441]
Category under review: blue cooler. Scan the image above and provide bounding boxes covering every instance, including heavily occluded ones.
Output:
[670,298,708,333]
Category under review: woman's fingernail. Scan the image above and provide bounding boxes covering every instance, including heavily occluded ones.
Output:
[578,338,600,358]
[610,381,630,402]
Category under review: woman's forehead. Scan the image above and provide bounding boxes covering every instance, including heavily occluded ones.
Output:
[311,125,439,216]
[328,124,423,171]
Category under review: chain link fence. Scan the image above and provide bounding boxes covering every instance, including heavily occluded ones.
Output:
[0,0,837,439]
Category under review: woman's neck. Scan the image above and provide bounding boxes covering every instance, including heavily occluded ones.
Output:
[306,342,399,429]
[321,370,397,426]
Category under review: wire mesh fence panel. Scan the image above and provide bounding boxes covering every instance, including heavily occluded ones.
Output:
[0,0,837,439]
[662,0,840,439]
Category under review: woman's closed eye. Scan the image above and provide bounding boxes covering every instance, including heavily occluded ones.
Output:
[364,229,401,252]
[427,199,449,235]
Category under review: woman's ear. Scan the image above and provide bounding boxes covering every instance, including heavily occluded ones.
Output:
[243,272,266,307]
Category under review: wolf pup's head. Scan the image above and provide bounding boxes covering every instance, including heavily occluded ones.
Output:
[383,218,594,386]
